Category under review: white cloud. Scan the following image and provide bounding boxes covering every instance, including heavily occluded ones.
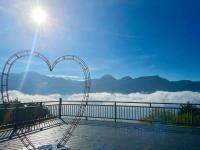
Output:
[47,74,84,81]
[5,90,200,104]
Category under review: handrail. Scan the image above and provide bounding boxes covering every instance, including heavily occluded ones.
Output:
[5,100,199,105]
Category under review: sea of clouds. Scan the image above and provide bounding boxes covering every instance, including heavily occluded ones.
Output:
[7,90,200,104]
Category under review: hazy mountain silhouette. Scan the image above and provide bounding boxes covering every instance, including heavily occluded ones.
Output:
[1,72,200,94]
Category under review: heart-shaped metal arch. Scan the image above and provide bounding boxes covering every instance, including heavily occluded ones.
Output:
[1,50,91,103]
[1,50,91,149]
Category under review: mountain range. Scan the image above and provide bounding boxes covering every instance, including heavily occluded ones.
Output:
[1,72,200,95]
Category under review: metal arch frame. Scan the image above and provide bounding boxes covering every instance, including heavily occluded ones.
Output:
[1,50,91,149]
[52,55,91,104]
[1,50,51,103]
[53,55,91,147]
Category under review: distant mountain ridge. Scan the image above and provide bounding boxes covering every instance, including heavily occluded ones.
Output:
[1,72,200,95]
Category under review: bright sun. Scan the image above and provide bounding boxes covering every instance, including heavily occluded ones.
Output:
[32,7,47,24]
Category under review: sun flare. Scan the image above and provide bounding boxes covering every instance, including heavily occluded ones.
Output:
[31,7,47,24]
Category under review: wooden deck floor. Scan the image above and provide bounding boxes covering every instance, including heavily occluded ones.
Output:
[1,118,200,150]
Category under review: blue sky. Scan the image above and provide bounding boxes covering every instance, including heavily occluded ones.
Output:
[0,0,200,80]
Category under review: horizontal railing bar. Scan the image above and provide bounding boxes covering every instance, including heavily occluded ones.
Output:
[44,100,200,105]
[62,104,114,107]
[1,101,200,105]
[61,114,115,119]
[41,101,60,103]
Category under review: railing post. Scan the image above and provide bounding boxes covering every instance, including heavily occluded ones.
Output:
[86,101,88,120]
[114,101,117,123]
[59,98,62,119]
[150,102,152,124]
[40,102,43,119]
[191,107,194,126]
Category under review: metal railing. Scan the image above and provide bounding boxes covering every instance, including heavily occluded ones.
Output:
[43,100,200,126]
[1,100,200,128]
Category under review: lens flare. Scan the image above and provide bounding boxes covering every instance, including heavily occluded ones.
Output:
[32,7,47,24]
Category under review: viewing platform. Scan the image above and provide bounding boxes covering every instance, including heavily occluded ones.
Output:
[1,118,200,150]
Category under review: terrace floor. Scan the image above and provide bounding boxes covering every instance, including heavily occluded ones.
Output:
[0,118,200,150]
